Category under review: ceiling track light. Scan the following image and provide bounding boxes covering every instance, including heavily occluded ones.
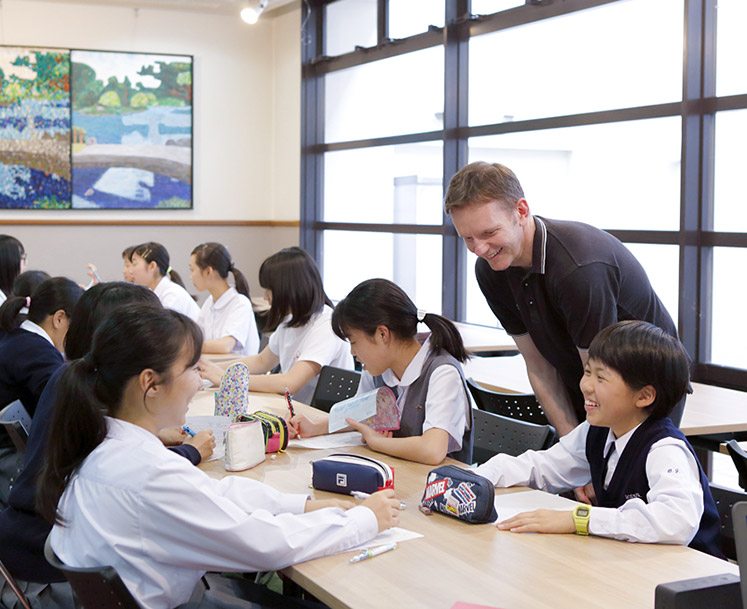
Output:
[241,0,268,24]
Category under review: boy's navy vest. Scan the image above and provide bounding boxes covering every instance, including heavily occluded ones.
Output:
[586,417,723,558]
[373,350,473,464]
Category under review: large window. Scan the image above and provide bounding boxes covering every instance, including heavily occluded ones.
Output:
[302,0,747,390]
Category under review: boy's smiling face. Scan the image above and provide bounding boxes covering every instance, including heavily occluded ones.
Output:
[580,358,655,438]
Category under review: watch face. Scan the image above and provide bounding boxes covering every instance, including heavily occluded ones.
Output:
[576,507,590,518]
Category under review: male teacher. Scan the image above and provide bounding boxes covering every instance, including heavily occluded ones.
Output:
[445,162,685,436]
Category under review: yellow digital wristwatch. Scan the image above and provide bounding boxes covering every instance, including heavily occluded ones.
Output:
[573,505,590,535]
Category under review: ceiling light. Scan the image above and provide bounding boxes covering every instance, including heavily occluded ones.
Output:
[241,1,268,24]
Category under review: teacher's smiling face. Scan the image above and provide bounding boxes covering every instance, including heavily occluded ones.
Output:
[450,198,533,271]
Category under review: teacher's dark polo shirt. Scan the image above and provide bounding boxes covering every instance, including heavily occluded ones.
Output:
[475,216,677,420]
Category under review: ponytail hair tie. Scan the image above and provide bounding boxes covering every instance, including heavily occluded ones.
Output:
[229,261,235,270]
[416,309,427,322]
[166,266,173,275]
[25,296,31,308]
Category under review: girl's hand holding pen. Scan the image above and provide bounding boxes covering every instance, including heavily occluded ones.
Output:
[362,489,400,532]
[286,413,327,439]
[184,430,216,461]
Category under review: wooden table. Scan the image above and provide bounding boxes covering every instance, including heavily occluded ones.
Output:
[454,322,519,357]
[189,391,737,609]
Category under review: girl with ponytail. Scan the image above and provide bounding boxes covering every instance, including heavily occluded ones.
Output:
[288,278,473,466]
[189,242,259,356]
[37,306,399,609]
[130,241,200,321]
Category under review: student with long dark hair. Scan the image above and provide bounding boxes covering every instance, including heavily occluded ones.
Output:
[0,235,26,306]
[130,241,200,321]
[289,278,473,466]
[37,306,398,609]
[190,242,259,356]
[198,247,352,404]
[0,283,214,605]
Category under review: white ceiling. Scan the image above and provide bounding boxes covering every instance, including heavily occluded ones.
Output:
[29,0,298,17]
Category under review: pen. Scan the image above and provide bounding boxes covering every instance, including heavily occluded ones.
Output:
[284,388,296,417]
[87,264,102,282]
[349,542,397,563]
[182,425,196,437]
[350,490,406,511]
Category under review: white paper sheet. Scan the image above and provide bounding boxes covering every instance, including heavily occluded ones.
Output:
[344,527,423,553]
[328,390,379,433]
[185,415,232,461]
[493,489,581,522]
[288,431,364,450]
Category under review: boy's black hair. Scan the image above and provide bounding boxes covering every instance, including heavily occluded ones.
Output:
[587,320,691,419]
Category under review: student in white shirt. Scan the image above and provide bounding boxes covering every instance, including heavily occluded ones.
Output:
[37,305,400,609]
[288,278,473,466]
[198,247,353,404]
[473,320,723,557]
[189,242,259,356]
[130,242,200,321]
[0,234,26,306]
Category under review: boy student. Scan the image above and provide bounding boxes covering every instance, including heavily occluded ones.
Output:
[475,320,723,557]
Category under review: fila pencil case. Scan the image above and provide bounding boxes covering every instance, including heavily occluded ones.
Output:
[311,453,394,495]
[420,464,498,524]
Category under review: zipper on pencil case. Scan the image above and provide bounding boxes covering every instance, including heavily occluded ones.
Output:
[324,453,393,483]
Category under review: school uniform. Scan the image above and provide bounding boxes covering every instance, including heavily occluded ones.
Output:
[360,337,473,463]
[197,287,259,356]
[0,289,6,306]
[51,417,378,609]
[153,276,201,321]
[475,418,722,555]
[268,305,353,405]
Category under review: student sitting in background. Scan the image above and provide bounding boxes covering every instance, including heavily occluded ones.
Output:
[13,270,51,301]
[0,283,214,606]
[0,234,26,306]
[198,247,353,404]
[190,242,259,356]
[38,306,399,609]
[130,241,200,321]
[288,278,473,466]
[475,320,723,557]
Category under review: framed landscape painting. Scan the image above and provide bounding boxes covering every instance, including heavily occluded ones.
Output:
[0,46,193,209]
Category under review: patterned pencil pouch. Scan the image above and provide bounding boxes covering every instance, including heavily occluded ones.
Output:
[214,362,250,420]
[237,410,289,453]
[311,453,394,495]
[420,464,498,524]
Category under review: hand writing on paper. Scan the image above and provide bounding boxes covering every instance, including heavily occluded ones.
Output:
[197,357,224,387]
[496,509,575,534]
[345,418,393,448]
[158,426,188,446]
[305,498,356,513]
[361,489,401,532]
[287,414,327,438]
[185,430,216,461]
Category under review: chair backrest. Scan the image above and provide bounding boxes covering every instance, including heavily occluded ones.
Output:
[726,440,747,492]
[466,377,549,425]
[0,558,33,609]
[310,366,361,413]
[472,408,557,465]
[43,535,141,609]
[710,482,747,561]
[0,399,32,453]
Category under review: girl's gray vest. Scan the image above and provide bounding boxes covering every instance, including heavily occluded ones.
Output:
[373,350,473,464]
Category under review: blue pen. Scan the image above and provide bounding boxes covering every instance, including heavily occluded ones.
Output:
[182,425,196,437]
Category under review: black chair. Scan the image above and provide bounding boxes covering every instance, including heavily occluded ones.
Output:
[0,400,32,453]
[472,408,557,465]
[0,557,32,609]
[466,377,549,425]
[43,535,140,609]
[710,483,747,561]
[725,440,747,492]
[310,366,361,413]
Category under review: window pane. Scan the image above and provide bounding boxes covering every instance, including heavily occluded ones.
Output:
[324,143,443,224]
[716,0,747,97]
[623,243,679,327]
[464,249,502,328]
[325,46,444,142]
[469,0,683,126]
[713,110,747,232]
[325,0,377,57]
[389,0,444,39]
[468,117,681,231]
[323,231,443,314]
[711,247,747,369]
[471,0,524,15]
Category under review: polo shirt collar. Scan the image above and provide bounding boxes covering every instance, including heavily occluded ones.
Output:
[213,286,237,310]
[528,216,548,275]
[153,275,170,298]
[380,336,431,388]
